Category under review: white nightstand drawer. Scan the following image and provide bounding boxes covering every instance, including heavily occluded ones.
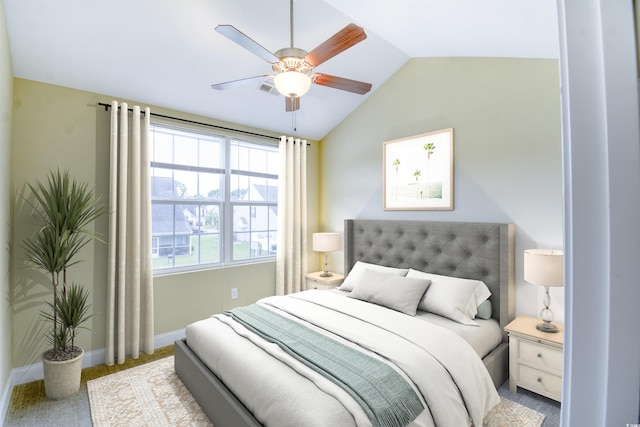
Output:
[305,272,344,290]
[309,282,336,290]
[518,364,563,400]
[519,339,563,372]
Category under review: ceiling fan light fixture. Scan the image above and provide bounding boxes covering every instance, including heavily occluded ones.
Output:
[274,71,312,98]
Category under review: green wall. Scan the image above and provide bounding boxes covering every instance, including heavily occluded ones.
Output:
[0,0,14,405]
[320,58,563,320]
[9,78,320,368]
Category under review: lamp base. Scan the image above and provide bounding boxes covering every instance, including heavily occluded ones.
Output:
[319,271,333,277]
[536,320,559,333]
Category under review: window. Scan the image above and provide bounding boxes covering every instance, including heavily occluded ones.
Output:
[150,122,279,273]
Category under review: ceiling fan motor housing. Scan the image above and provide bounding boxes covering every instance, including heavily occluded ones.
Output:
[272,47,312,74]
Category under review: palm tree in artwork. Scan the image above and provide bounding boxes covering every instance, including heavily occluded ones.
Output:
[423,142,436,198]
[393,158,400,200]
[413,169,421,199]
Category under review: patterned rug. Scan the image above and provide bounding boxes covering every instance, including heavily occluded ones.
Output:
[483,397,545,427]
[87,356,212,427]
[87,356,545,427]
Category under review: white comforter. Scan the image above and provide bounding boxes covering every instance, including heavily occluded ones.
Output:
[186,290,500,427]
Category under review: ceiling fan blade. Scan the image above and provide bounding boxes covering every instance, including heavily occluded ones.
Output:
[312,73,372,95]
[285,96,300,112]
[304,23,367,67]
[215,25,280,64]
[211,75,270,90]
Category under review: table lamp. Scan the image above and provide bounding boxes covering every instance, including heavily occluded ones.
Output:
[312,232,341,277]
[524,249,564,333]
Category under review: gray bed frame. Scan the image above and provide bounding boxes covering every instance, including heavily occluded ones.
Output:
[175,219,515,427]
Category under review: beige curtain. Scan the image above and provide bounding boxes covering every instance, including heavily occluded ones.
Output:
[106,101,154,366]
[276,136,308,295]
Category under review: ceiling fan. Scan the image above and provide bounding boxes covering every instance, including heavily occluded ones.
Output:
[211,0,372,112]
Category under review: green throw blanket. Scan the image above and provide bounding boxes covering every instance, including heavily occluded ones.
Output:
[223,304,424,427]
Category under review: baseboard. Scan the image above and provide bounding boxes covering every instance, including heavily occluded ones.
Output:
[155,328,186,349]
[0,328,185,425]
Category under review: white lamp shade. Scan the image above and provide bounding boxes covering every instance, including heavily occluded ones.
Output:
[274,71,312,97]
[524,249,564,287]
[313,232,341,252]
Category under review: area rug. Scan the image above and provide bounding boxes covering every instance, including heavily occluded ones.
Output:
[87,356,212,427]
[88,356,545,427]
[483,397,545,427]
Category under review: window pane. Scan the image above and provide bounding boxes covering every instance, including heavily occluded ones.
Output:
[174,135,198,167]
[251,206,267,230]
[230,173,249,201]
[233,205,250,232]
[232,205,277,261]
[151,130,174,163]
[230,141,248,171]
[268,231,278,255]
[266,150,279,175]
[172,170,195,199]
[249,146,267,174]
[183,204,221,265]
[229,174,278,202]
[199,138,222,168]
[268,203,278,228]
[247,176,278,202]
[202,172,223,200]
[151,204,192,270]
[231,140,276,174]
[151,169,174,199]
[266,178,278,202]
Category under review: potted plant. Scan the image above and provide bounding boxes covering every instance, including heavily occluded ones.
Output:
[22,169,106,400]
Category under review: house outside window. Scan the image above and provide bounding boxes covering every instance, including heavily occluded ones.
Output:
[150,122,279,274]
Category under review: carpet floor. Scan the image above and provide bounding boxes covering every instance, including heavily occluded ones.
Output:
[4,346,561,426]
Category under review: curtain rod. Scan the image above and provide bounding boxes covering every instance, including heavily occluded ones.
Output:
[97,102,281,141]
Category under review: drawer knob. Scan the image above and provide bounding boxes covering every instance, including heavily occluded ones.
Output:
[537,377,542,383]
[537,353,542,358]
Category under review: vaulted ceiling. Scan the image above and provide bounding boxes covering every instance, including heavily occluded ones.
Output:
[4,0,559,140]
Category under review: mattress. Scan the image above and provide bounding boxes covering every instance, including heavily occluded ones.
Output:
[185,290,500,427]
[330,289,503,359]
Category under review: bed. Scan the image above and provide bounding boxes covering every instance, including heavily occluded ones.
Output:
[175,219,515,427]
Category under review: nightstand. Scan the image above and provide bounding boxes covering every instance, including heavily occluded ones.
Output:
[505,316,563,402]
[305,271,344,290]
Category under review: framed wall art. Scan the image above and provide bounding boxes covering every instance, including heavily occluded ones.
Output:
[383,128,454,210]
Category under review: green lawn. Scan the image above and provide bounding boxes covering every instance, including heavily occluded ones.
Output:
[153,233,267,270]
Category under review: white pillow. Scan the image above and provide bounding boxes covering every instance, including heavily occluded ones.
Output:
[338,261,409,292]
[406,268,491,326]
[348,269,431,316]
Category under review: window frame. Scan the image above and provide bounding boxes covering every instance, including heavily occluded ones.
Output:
[149,120,279,276]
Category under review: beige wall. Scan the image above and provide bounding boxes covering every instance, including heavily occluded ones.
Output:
[9,78,320,368]
[0,0,14,405]
[7,58,560,368]
[321,58,563,320]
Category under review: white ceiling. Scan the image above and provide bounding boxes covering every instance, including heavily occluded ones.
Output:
[3,0,560,141]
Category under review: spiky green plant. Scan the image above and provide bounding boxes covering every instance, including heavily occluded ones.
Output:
[42,282,93,350]
[22,169,106,359]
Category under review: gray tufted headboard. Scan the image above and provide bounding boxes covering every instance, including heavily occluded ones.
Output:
[344,219,515,333]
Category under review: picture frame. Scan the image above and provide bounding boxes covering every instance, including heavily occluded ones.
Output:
[383,128,454,210]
